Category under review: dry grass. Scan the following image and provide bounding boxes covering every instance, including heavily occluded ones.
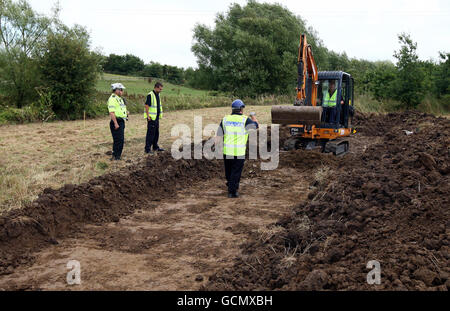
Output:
[257,225,285,243]
[0,105,274,213]
[313,166,332,190]
[296,215,312,232]
[279,246,298,269]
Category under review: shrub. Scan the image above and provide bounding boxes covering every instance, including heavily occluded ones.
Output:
[0,106,38,124]
[39,25,102,120]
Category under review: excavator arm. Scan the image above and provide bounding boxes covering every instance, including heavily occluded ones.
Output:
[295,34,319,107]
[272,34,322,125]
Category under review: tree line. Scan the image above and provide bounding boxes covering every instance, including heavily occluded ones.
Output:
[101,54,185,85]
[189,1,449,111]
[0,0,448,123]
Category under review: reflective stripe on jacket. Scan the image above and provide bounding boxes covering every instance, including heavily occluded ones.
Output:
[223,115,249,157]
[323,90,337,107]
[143,91,163,120]
[108,94,127,118]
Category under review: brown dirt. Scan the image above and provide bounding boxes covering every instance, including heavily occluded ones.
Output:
[206,111,450,291]
[0,167,310,290]
[0,154,222,276]
[0,142,322,290]
[1,111,448,291]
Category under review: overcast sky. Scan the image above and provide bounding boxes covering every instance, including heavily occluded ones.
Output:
[27,0,450,68]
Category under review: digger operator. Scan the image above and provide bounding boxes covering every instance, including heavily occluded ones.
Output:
[217,100,259,198]
[322,79,344,125]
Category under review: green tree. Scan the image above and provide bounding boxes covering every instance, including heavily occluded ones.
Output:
[341,58,375,93]
[0,0,57,107]
[164,65,184,84]
[364,61,397,101]
[433,52,449,98]
[184,65,215,90]
[103,53,144,75]
[142,61,164,78]
[192,1,325,97]
[39,25,102,119]
[103,54,124,73]
[123,54,144,74]
[392,33,425,109]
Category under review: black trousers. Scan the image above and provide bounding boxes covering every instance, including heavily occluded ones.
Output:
[110,119,125,159]
[145,119,160,152]
[224,156,245,194]
[323,106,340,125]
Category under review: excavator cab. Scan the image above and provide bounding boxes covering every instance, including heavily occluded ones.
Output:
[271,34,355,156]
[272,71,355,156]
[316,71,355,129]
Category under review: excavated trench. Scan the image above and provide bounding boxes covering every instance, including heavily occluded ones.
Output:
[0,137,324,290]
[206,111,450,291]
[0,111,448,291]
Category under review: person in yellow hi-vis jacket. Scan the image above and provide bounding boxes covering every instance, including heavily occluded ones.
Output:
[108,83,128,161]
[144,82,164,154]
[217,100,259,198]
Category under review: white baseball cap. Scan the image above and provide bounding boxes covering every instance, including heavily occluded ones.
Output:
[111,83,126,91]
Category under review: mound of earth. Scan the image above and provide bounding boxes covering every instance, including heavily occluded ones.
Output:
[206,111,449,291]
[0,154,223,275]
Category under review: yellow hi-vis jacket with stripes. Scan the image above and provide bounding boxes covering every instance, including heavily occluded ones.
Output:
[143,91,163,120]
[108,94,127,119]
[223,114,249,157]
[323,89,337,107]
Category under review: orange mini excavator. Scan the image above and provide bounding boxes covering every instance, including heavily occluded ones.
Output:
[271,34,356,156]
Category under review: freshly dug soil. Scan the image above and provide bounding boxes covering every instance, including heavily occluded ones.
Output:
[206,111,450,291]
[1,111,448,291]
[0,154,223,275]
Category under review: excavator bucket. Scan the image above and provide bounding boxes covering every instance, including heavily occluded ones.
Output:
[271,106,323,126]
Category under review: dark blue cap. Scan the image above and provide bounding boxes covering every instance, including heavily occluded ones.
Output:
[232,99,245,109]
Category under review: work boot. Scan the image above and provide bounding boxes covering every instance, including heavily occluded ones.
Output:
[145,150,154,155]
[154,147,165,152]
[228,192,239,198]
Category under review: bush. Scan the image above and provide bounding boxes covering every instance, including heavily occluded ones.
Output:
[39,25,102,120]
[0,106,39,124]
[392,33,425,109]
[32,87,56,122]
[417,95,450,115]
[103,54,145,76]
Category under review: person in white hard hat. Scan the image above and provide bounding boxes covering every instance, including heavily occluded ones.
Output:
[108,83,128,160]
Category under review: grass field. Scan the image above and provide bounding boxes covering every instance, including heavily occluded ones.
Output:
[97,73,212,97]
[1,73,447,212]
[94,73,293,118]
[0,105,274,213]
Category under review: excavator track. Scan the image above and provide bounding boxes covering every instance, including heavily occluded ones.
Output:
[284,137,302,151]
[284,137,350,156]
[324,138,350,156]
[284,137,324,152]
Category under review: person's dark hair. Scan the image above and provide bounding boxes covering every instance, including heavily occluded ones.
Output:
[232,108,243,114]
[155,82,163,88]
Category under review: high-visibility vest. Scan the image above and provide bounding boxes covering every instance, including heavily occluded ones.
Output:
[323,89,337,107]
[143,91,163,120]
[107,94,127,118]
[223,115,249,157]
